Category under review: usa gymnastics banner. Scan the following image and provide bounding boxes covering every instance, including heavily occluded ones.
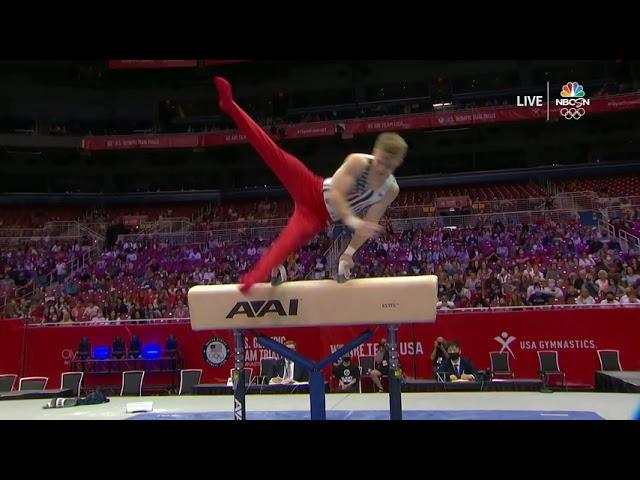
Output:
[1,307,639,388]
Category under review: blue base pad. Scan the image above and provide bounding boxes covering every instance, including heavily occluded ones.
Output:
[128,410,603,420]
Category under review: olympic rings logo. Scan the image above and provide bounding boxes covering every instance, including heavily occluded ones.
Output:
[61,348,76,365]
[203,338,230,367]
[560,107,585,120]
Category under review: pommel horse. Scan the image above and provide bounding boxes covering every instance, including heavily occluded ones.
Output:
[188,275,437,420]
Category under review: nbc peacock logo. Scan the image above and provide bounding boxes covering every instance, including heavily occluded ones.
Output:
[560,82,586,98]
[556,81,590,120]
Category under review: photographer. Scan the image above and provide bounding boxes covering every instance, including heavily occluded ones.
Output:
[369,338,390,393]
[430,337,449,379]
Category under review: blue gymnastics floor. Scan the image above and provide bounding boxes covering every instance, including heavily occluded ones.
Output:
[128,410,603,420]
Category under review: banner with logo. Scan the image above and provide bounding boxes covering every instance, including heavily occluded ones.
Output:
[82,134,200,151]
[122,215,148,227]
[435,196,471,210]
[81,94,640,151]
[343,93,640,135]
[1,307,639,388]
[411,308,640,385]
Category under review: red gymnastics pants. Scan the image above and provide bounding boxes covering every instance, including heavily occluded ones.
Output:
[214,78,331,292]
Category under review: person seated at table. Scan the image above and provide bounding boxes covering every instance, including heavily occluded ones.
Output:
[365,337,406,392]
[270,340,309,384]
[437,340,478,382]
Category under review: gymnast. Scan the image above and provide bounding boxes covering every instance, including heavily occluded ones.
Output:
[214,77,407,292]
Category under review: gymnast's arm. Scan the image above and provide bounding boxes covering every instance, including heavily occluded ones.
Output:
[328,154,385,239]
[339,180,399,266]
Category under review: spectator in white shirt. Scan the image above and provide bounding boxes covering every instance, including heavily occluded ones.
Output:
[595,270,609,294]
[600,291,620,305]
[436,293,455,311]
[620,288,640,305]
[575,287,595,305]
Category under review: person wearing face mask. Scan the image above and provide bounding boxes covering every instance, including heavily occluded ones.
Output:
[599,291,620,305]
[333,355,360,393]
[438,340,478,382]
[271,340,309,384]
[369,338,390,393]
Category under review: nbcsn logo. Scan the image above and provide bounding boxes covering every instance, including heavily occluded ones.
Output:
[556,82,590,120]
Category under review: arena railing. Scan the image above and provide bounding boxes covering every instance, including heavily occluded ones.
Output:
[0,227,45,238]
[112,208,583,246]
[20,303,640,327]
[26,317,191,327]
[195,217,289,230]
[0,221,104,243]
[618,229,640,254]
[552,191,599,210]
[116,226,285,245]
[146,217,193,233]
[437,303,640,313]
[597,219,616,240]
[385,208,580,232]
[1,281,36,312]
[606,201,640,220]
[387,197,551,217]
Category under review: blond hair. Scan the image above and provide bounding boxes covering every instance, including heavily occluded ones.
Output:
[374,132,408,158]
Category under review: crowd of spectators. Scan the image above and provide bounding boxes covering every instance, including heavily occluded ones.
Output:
[3,178,639,323]
[3,212,639,324]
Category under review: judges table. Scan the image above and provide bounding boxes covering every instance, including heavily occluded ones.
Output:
[71,357,184,392]
[192,382,330,395]
[70,357,183,374]
[402,379,544,392]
